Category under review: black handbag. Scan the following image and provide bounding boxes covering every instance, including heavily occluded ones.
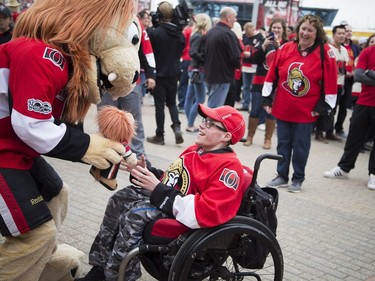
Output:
[190,70,202,84]
[313,44,334,131]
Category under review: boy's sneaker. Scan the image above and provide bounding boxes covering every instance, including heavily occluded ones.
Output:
[257,123,266,131]
[368,174,375,190]
[323,166,348,179]
[288,181,302,193]
[266,175,288,188]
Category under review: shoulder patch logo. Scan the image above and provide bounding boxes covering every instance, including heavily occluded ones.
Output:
[43,47,65,71]
[220,168,240,190]
[328,49,335,59]
[27,99,52,115]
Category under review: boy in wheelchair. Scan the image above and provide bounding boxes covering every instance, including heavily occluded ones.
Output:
[76,104,249,281]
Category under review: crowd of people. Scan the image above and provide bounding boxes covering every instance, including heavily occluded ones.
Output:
[132,8,375,194]
[1,1,375,280]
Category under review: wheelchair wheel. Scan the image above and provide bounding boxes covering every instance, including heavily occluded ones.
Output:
[168,216,283,281]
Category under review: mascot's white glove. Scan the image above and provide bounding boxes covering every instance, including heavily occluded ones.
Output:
[81,133,125,169]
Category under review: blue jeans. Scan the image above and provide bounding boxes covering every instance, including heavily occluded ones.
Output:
[184,71,207,127]
[250,91,274,120]
[241,72,254,108]
[140,71,146,97]
[276,120,315,183]
[206,83,230,108]
[177,60,191,109]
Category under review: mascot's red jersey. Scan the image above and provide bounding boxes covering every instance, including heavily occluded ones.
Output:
[0,38,90,170]
[263,41,337,123]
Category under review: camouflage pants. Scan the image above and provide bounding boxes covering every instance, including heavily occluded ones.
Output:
[88,186,163,281]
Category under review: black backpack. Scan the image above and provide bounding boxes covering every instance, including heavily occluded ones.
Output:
[251,185,278,236]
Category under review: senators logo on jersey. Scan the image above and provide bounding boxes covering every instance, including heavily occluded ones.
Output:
[220,168,240,190]
[282,62,310,97]
[162,158,190,194]
[43,47,66,71]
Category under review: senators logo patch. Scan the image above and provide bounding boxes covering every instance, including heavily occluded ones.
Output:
[220,168,240,190]
[43,47,65,71]
[328,49,335,59]
[162,158,190,194]
[27,99,52,115]
[282,62,310,97]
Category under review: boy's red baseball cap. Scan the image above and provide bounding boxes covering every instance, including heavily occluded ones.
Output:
[198,104,245,145]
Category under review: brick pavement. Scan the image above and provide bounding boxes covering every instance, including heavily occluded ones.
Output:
[50,100,375,281]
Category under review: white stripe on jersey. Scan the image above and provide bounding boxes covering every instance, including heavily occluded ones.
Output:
[145,53,156,68]
[11,109,66,154]
[0,193,21,236]
[325,94,337,110]
[262,81,274,97]
[0,68,10,119]
[0,68,9,94]
[172,194,200,229]
[0,93,9,119]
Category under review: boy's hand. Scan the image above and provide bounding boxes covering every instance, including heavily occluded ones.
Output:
[119,154,147,172]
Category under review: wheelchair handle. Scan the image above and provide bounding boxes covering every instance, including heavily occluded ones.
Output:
[249,153,283,189]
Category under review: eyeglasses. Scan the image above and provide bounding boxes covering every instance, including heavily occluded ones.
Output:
[201,118,227,132]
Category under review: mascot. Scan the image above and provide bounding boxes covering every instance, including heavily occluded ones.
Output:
[0,0,141,280]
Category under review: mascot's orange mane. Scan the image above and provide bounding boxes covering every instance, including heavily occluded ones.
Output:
[13,0,134,123]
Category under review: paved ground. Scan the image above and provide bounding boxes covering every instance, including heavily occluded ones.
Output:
[50,98,375,281]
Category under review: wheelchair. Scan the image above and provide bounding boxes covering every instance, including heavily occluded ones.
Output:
[118,154,284,281]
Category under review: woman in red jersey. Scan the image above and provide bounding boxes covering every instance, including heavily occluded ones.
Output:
[262,15,337,192]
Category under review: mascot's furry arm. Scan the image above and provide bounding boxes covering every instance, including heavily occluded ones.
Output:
[90,106,138,190]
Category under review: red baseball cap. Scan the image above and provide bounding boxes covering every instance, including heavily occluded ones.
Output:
[198,104,245,145]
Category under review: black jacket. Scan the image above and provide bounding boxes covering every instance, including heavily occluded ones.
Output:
[203,22,242,84]
[0,27,13,45]
[242,32,263,68]
[148,22,185,78]
[189,32,205,69]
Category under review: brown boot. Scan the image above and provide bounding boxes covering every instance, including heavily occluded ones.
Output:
[244,136,253,146]
[243,117,259,146]
[263,119,276,149]
[263,139,272,149]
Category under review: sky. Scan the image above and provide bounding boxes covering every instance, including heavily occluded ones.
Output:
[302,0,375,29]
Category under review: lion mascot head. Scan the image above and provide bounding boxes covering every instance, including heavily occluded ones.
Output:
[13,0,141,123]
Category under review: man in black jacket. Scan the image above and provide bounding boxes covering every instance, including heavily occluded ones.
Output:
[203,7,242,108]
[146,2,186,145]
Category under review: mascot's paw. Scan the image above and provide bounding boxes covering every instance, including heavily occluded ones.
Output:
[124,152,138,168]
[90,166,118,191]
[82,133,125,169]
[39,244,84,281]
